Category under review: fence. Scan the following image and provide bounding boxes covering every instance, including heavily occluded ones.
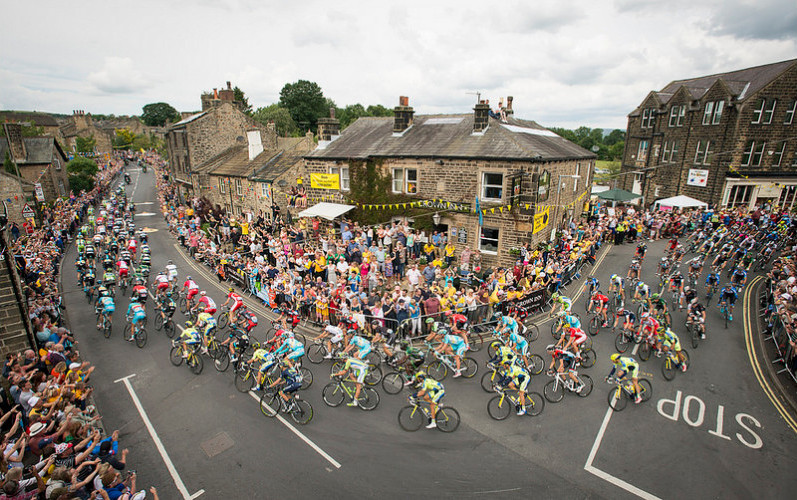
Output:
[760,284,797,386]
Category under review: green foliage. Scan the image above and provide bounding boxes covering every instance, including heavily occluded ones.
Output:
[594,160,622,184]
[549,126,625,161]
[252,104,299,137]
[66,157,98,194]
[4,151,16,175]
[21,124,45,137]
[233,86,252,115]
[68,174,95,193]
[141,102,180,127]
[131,133,151,151]
[279,80,328,133]
[334,103,393,129]
[113,129,136,149]
[345,160,428,227]
[75,135,96,153]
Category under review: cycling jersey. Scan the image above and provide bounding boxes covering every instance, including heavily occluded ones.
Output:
[508,331,528,355]
[344,357,369,384]
[420,378,445,402]
[184,279,199,290]
[100,296,115,313]
[180,327,201,345]
[592,294,609,305]
[127,302,146,323]
[198,296,216,312]
[706,274,720,285]
[613,356,639,377]
[444,333,467,356]
[564,314,581,329]
[504,364,529,391]
[500,316,519,334]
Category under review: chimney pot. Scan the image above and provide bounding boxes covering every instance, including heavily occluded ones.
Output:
[227,81,232,90]
[330,107,336,119]
[399,96,409,107]
[213,88,219,99]
[393,97,414,134]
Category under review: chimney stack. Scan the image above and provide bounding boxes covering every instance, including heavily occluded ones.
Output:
[213,88,219,99]
[506,96,514,116]
[227,81,232,90]
[473,100,490,133]
[393,96,414,134]
[317,107,341,141]
[3,123,26,162]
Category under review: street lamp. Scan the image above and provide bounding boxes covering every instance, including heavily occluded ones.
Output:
[432,212,441,226]
[551,174,581,241]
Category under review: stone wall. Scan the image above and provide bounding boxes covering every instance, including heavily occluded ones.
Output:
[0,250,33,355]
[0,172,32,226]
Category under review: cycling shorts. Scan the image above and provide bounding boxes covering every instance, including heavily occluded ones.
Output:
[356,346,371,360]
[329,332,344,344]
[287,347,305,361]
[103,305,115,314]
[454,343,467,357]
[204,307,217,315]
[119,268,128,277]
[663,336,682,351]
[428,389,445,403]
[351,366,367,384]
[132,312,146,324]
[514,375,529,392]
[157,281,169,290]
[231,302,243,313]
[258,361,276,373]
[187,289,199,300]
[722,294,737,305]
[571,334,586,346]
[283,381,302,394]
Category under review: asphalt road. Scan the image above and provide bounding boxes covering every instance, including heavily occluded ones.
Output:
[60,167,797,499]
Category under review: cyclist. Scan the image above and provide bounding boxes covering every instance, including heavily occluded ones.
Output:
[705,271,721,297]
[550,292,573,316]
[102,268,117,295]
[222,288,244,324]
[248,346,278,392]
[489,344,518,367]
[650,292,668,319]
[669,272,685,310]
[331,356,369,407]
[608,274,625,302]
[627,259,641,282]
[496,359,530,416]
[178,321,202,359]
[274,335,305,368]
[638,312,660,344]
[495,312,520,338]
[343,332,372,360]
[730,265,747,288]
[590,290,610,326]
[195,291,217,315]
[411,371,445,428]
[686,257,703,280]
[181,276,200,309]
[126,300,146,342]
[718,283,738,321]
[633,281,651,308]
[85,242,97,267]
[132,278,148,304]
[97,293,115,330]
[657,257,670,277]
[393,340,426,380]
[607,353,642,404]
[101,251,114,270]
[546,345,583,393]
[82,266,96,289]
[196,310,217,353]
[116,258,130,287]
[267,362,304,408]
[158,291,177,325]
[613,306,636,334]
[686,298,707,340]
[154,271,170,298]
[165,259,178,282]
[656,327,688,371]
[506,329,531,368]
[559,326,587,357]
[317,321,345,359]
[436,329,467,378]
[239,308,259,334]
[634,241,647,261]
[583,276,600,297]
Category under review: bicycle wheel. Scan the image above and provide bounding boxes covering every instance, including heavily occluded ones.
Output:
[260,393,280,418]
[638,378,653,402]
[189,354,204,375]
[290,398,313,425]
[154,314,164,331]
[608,386,628,411]
[299,367,313,390]
[169,346,183,366]
[588,316,600,336]
[461,357,478,378]
[487,340,504,359]
[526,391,545,416]
[467,332,483,352]
[306,343,327,364]
[235,370,254,393]
[639,341,652,362]
[359,387,380,411]
[218,314,229,329]
[577,374,593,397]
[398,405,424,431]
[544,379,565,403]
[365,351,381,367]
[162,319,174,338]
[382,372,405,395]
[636,303,646,317]
[322,383,345,407]
[615,332,631,353]
[690,324,699,349]
[135,328,147,348]
[436,406,460,432]
[680,349,690,369]
[481,370,499,393]
[214,350,230,372]
[294,333,307,347]
[103,322,112,339]
[661,357,676,381]
[525,324,540,343]
[427,361,448,381]
[550,321,559,338]
[580,348,596,368]
[364,363,382,386]
[527,354,545,375]
[178,297,187,313]
[487,394,512,420]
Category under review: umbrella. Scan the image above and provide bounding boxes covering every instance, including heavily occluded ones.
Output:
[596,188,642,202]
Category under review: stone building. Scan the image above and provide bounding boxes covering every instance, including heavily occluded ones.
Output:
[0,171,34,227]
[0,111,64,144]
[59,110,114,153]
[0,242,34,356]
[1,123,69,203]
[621,58,797,209]
[304,97,595,267]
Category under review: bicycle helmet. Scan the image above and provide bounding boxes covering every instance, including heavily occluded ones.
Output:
[347,329,357,335]
[200,291,206,296]
[494,312,503,319]
[545,344,556,352]
[415,370,426,380]
[323,320,330,326]
[651,293,661,300]
[661,257,667,262]
[229,287,234,292]
[636,282,645,288]
[96,280,102,285]
[616,306,624,313]
[610,353,620,362]
[611,274,618,280]
[168,260,173,265]
[425,317,435,324]
[187,276,192,281]
[185,321,193,327]
[166,291,172,297]
[386,329,394,336]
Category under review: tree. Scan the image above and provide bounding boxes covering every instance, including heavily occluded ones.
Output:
[252,104,299,137]
[131,133,151,151]
[605,129,625,146]
[279,80,328,133]
[113,129,136,149]
[141,102,180,127]
[233,86,252,115]
[66,157,98,194]
[75,135,96,153]
[4,151,16,175]
[337,104,367,129]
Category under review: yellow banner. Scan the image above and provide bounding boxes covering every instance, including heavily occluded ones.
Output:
[533,206,550,234]
[310,173,340,190]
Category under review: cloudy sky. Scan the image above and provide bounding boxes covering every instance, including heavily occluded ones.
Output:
[1,0,795,129]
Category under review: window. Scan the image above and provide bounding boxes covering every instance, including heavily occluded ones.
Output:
[671,140,680,162]
[694,140,713,165]
[573,164,580,192]
[779,185,797,209]
[481,172,503,201]
[662,141,671,163]
[741,141,765,167]
[391,168,417,194]
[537,170,551,202]
[58,179,66,196]
[328,166,350,191]
[219,177,225,194]
[785,101,796,125]
[261,183,269,197]
[772,142,786,167]
[54,158,61,171]
[641,108,655,129]
[752,100,765,124]
[235,178,242,196]
[726,185,753,208]
[702,102,714,125]
[702,100,724,125]
[479,227,499,254]
[669,105,685,127]
[654,185,661,196]
[752,142,766,166]
[763,99,777,124]
[712,100,724,124]
[636,140,649,161]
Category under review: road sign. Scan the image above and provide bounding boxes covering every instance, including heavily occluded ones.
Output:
[34,183,45,202]
[22,204,35,219]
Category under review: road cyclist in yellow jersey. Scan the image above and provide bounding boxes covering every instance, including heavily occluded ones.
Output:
[247,346,278,392]
[656,327,688,371]
[331,356,369,407]
[607,353,643,404]
[195,311,217,354]
[410,371,446,428]
[494,359,531,415]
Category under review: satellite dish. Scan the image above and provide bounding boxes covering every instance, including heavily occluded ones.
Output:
[591,145,600,152]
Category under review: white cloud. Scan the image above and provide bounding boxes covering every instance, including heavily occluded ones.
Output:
[87,57,149,94]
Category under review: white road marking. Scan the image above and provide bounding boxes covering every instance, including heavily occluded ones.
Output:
[247,391,342,469]
[114,374,205,500]
[137,212,157,217]
[584,406,661,500]
[137,201,155,205]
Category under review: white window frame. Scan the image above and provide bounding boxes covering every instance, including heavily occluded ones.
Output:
[481,172,504,201]
[54,158,61,171]
[654,185,661,197]
[219,177,225,194]
[662,141,671,163]
[712,100,724,125]
[392,168,404,193]
[636,140,649,161]
[702,101,714,125]
[763,99,777,124]
[752,142,766,166]
[328,166,350,191]
[479,226,500,255]
[235,178,242,196]
[772,142,786,167]
[573,164,580,192]
[668,106,680,127]
[752,100,765,124]
[726,185,753,209]
[261,183,268,196]
[694,140,712,165]
[405,168,417,194]
[785,101,796,125]
[671,140,680,163]
[641,108,655,129]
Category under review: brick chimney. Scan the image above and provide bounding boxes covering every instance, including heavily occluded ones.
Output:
[265,121,278,148]
[219,81,234,102]
[506,96,514,116]
[317,107,341,141]
[393,96,414,134]
[3,123,26,162]
[473,100,490,133]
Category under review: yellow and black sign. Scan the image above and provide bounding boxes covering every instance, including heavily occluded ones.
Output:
[533,206,550,234]
[310,173,340,190]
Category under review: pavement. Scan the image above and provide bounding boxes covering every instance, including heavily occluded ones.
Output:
[59,167,797,499]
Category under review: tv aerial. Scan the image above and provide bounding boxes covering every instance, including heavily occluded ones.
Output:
[466,91,482,102]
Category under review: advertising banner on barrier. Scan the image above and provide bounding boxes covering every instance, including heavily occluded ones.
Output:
[514,287,547,312]
[225,264,247,290]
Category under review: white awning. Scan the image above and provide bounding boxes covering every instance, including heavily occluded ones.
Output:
[297,202,356,221]
[654,195,708,210]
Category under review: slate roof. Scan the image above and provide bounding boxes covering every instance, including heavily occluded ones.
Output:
[307,114,594,161]
[0,111,59,127]
[199,136,310,181]
[0,136,57,164]
[172,112,207,127]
